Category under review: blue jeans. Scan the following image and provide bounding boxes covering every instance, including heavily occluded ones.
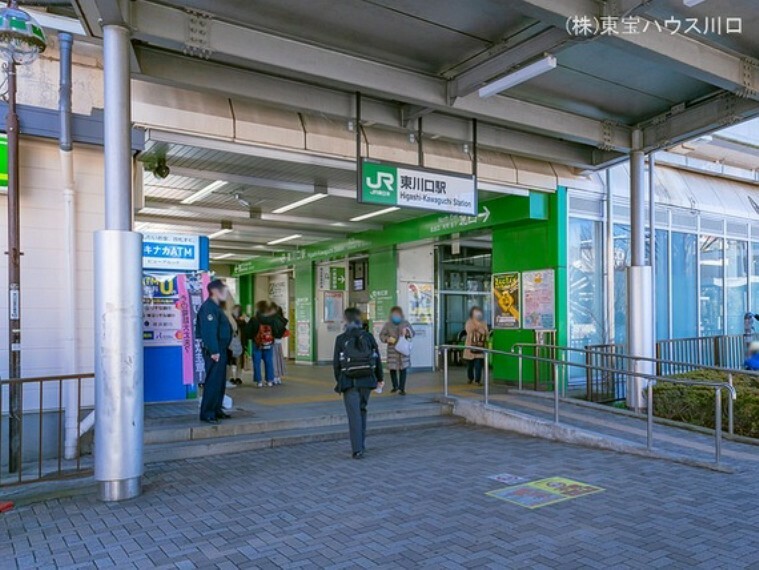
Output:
[252,346,274,384]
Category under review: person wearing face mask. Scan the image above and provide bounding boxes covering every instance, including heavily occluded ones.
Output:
[379,306,415,395]
[464,306,489,385]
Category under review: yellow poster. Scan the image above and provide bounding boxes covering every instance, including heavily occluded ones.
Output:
[492,272,520,329]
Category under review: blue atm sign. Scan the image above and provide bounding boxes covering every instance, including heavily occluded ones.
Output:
[142,233,201,271]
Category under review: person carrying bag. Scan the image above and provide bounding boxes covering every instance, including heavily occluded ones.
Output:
[379,306,415,395]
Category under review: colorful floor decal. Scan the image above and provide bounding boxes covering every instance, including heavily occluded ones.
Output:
[487,473,528,486]
[487,477,604,509]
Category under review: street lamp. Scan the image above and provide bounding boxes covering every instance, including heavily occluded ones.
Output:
[0,0,46,473]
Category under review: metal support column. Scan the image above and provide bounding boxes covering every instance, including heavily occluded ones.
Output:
[627,130,654,410]
[6,57,21,473]
[94,24,144,502]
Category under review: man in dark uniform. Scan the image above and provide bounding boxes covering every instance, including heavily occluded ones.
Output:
[333,307,384,458]
[196,279,233,424]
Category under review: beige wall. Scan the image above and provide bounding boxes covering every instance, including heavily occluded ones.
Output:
[0,138,104,383]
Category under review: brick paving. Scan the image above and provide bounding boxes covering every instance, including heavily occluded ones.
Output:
[2,424,759,569]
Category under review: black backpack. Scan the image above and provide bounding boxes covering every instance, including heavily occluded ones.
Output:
[340,331,376,379]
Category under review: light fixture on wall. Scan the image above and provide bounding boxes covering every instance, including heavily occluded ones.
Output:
[267,233,302,245]
[478,55,557,98]
[181,180,228,204]
[272,193,327,214]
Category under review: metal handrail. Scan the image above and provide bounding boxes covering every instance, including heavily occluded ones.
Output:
[437,343,736,465]
[513,342,744,435]
[0,372,95,385]
[512,342,759,377]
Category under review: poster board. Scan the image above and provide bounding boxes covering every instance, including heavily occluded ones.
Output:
[522,269,555,330]
[407,282,433,324]
[323,291,344,322]
[492,272,520,329]
[142,273,183,347]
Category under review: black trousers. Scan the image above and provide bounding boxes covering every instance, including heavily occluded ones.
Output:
[390,369,407,391]
[342,387,372,454]
[467,358,484,383]
[200,352,227,421]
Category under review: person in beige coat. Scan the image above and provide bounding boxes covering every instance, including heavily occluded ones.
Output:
[379,306,415,395]
[464,306,489,385]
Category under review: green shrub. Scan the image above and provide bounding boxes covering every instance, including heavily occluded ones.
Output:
[652,369,759,439]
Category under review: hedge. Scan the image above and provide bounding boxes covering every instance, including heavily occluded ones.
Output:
[652,369,759,439]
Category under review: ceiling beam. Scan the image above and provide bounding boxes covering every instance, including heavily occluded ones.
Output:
[127,0,631,151]
[135,51,622,169]
[512,0,759,100]
[640,93,759,153]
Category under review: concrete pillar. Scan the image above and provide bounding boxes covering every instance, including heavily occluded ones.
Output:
[626,130,654,410]
[94,24,144,501]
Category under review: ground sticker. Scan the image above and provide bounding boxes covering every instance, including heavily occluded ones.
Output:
[487,477,604,509]
[487,473,528,486]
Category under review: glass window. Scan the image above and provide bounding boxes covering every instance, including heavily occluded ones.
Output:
[655,229,669,340]
[671,232,698,338]
[752,242,759,315]
[699,235,724,336]
[568,218,604,348]
[725,239,748,334]
[613,224,630,345]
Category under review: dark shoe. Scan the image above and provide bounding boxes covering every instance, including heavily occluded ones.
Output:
[390,388,398,393]
[352,451,364,459]
[232,378,242,386]
[399,390,406,395]
[475,381,482,386]
[201,418,220,425]
[468,379,474,384]
[216,412,232,419]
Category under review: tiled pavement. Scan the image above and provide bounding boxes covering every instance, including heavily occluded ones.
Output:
[3,424,759,569]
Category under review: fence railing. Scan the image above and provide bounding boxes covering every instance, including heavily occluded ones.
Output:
[0,373,93,487]
[438,344,737,465]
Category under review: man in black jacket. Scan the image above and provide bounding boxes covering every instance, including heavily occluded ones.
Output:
[196,280,233,424]
[333,307,384,459]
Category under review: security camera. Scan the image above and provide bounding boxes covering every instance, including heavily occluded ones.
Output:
[152,158,170,179]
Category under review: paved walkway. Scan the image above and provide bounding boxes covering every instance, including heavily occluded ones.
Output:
[3,424,759,569]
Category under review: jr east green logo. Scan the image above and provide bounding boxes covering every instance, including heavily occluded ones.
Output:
[362,162,397,205]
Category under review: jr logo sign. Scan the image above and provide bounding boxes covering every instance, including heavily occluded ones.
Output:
[361,162,397,205]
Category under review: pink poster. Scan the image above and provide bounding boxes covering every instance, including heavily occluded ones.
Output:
[177,273,211,385]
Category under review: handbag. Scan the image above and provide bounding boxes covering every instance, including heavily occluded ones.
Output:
[395,335,413,357]
[229,335,243,358]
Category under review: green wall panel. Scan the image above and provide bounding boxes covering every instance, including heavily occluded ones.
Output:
[367,248,397,324]
[490,188,567,385]
[293,261,315,363]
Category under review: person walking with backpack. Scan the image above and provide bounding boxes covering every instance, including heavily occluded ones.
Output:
[333,307,384,459]
[245,300,277,387]
[379,306,415,395]
[464,306,489,385]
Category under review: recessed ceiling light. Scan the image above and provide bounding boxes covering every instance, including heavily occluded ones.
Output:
[208,228,233,239]
[267,234,302,245]
[272,193,328,214]
[181,180,228,205]
[349,207,400,222]
[212,253,235,260]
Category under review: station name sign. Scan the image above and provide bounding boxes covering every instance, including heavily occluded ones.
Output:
[360,159,477,216]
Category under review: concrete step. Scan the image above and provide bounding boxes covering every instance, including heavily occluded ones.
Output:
[144,415,463,463]
[144,402,451,445]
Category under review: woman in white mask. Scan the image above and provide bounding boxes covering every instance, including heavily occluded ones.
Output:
[463,306,489,385]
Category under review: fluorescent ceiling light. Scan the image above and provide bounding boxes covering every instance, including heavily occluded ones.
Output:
[208,228,233,239]
[212,253,235,260]
[478,55,557,98]
[272,193,328,214]
[267,234,302,245]
[683,0,706,6]
[349,207,400,222]
[181,180,228,204]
